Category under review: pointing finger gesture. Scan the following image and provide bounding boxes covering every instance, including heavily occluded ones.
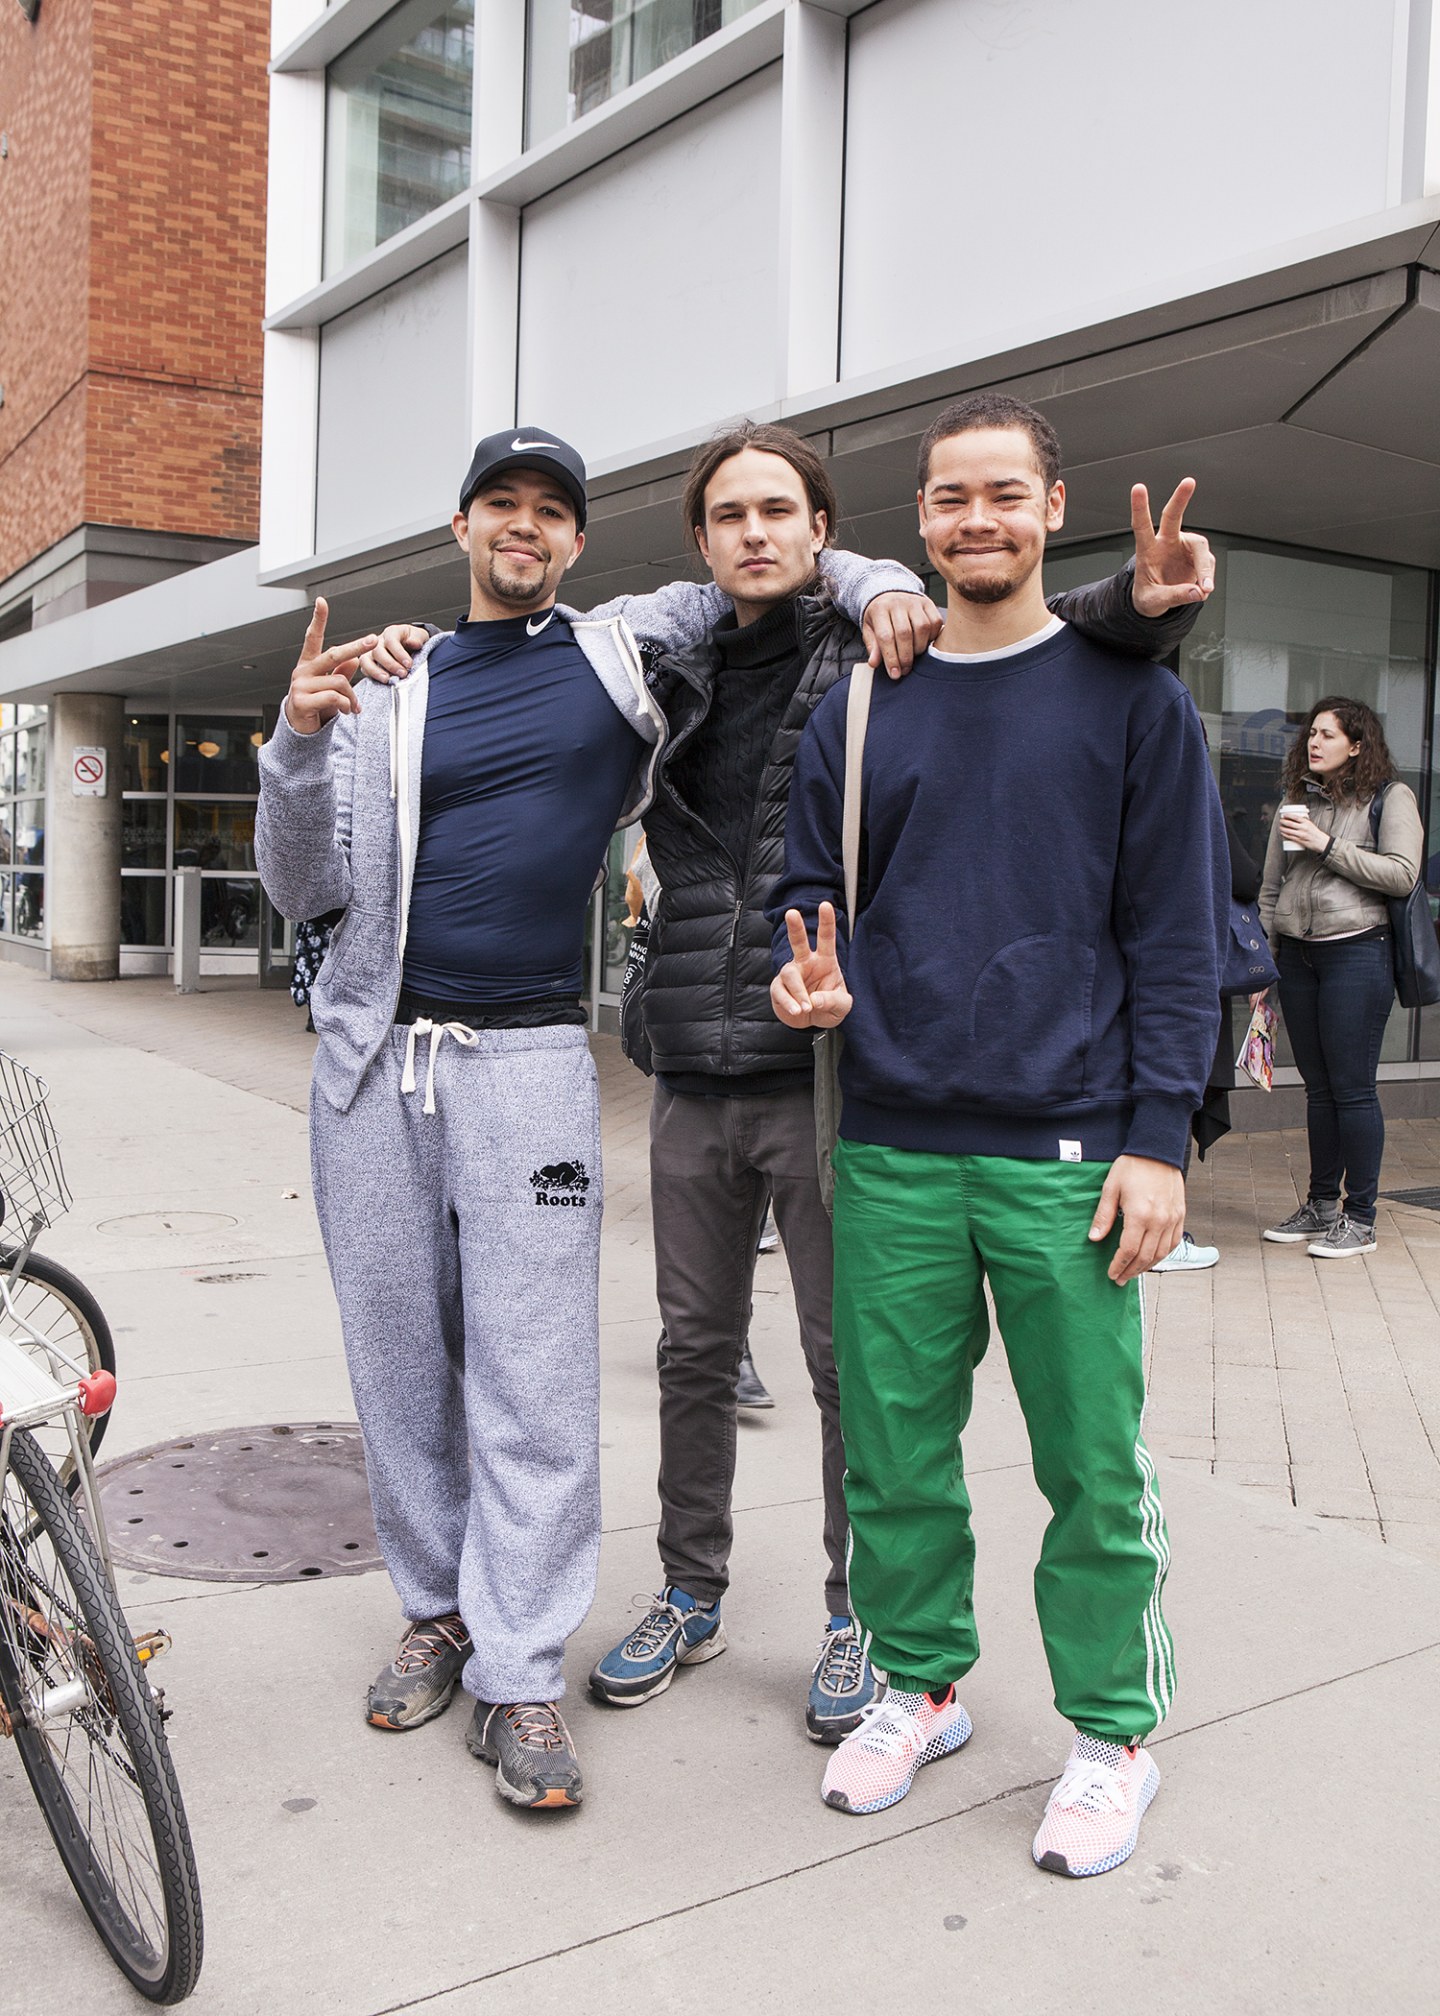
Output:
[284,597,381,736]
[771,902,853,1030]
[1129,478,1216,617]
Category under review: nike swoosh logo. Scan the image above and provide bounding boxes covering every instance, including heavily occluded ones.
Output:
[513,437,561,453]
[527,610,557,636]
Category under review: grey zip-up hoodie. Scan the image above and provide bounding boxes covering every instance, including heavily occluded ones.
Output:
[255,555,922,1112]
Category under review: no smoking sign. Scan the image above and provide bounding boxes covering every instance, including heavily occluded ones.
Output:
[71,746,107,797]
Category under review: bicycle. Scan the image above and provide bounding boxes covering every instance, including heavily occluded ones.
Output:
[0,1051,203,2003]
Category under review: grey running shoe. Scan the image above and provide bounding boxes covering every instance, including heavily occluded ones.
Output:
[1263,1198,1340,1244]
[1308,1214,1377,1260]
[467,1699,583,1809]
[736,1348,775,1409]
[367,1612,471,1730]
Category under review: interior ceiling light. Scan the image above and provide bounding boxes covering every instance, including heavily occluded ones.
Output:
[197,741,221,758]
[249,732,264,747]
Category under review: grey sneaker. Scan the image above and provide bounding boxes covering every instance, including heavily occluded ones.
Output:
[1307,1214,1377,1260]
[467,1699,583,1809]
[367,1613,471,1730]
[1263,1198,1340,1244]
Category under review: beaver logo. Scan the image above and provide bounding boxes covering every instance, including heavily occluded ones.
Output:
[530,1160,591,1208]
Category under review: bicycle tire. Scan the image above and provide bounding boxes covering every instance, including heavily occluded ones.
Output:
[0,1248,117,1483]
[0,1428,203,2003]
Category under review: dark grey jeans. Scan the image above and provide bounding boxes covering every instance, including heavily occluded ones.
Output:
[650,1078,848,1616]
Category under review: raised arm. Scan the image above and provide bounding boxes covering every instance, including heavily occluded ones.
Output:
[255,603,375,922]
[1047,480,1216,661]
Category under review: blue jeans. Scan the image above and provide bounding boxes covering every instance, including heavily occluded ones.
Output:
[1277,934,1394,1223]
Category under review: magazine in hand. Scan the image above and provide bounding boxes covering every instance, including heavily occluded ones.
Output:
[1237,997,1278,1092]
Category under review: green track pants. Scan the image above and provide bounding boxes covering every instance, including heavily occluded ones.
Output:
[832,1140,1174,1743]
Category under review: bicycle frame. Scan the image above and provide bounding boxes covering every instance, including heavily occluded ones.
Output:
[0,1327,118,1579]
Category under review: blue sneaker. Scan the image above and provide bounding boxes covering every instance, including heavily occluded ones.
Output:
[589,1587,727,1706]
[806,1616,878,1744]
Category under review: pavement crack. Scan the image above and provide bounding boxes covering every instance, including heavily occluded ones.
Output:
[363,1638,1440,2016]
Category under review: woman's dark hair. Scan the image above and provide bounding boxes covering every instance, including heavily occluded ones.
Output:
[681,422,838,550]
[1280,695,1398,803]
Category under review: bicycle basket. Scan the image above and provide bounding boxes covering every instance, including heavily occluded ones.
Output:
[0,1052,70,1234]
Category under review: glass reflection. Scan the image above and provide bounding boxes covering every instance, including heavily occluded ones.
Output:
[124,716,170,793]
[172,719,262,794]
[174,801,257,873]
[324,0,475,276]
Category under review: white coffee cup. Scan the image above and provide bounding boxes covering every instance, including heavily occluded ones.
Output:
[1281,801,1312,853]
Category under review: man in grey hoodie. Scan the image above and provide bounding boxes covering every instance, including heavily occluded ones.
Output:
[254,426,933,1812]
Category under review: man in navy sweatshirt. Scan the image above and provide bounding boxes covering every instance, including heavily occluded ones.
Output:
[768,394,1227,1878]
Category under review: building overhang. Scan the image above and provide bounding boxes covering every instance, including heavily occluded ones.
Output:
[6,201,1440,712]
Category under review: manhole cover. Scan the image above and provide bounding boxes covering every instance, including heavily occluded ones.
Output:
[96,1424,381,1583]
[97,1211,240,1237]
[1379,1187,1440,1211]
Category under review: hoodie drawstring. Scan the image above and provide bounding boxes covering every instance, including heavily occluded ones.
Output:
[400,1017,478,1115]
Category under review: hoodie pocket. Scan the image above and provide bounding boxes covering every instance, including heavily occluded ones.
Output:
[967,936,1095,1104]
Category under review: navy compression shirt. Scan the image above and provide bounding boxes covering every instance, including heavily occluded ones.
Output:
[400,611,641,1007]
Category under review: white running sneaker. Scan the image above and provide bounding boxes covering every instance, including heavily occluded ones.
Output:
[1150,1233,1219,1272]
[1032,1732,1160,1877]
[820,1686,972,1814]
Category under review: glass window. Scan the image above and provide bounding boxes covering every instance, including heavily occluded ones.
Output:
[124,715,170,793]
[174,802,257,873]
[527,0,764,143]
[171,717,262,795]
[123,800,169,871]
[200,879,260,949]
[13,802,43,869]
[13,872,43,940]
[0,705,46,944]
[121,876,167,949]
[324,0,475,276]
[14,724,44,797]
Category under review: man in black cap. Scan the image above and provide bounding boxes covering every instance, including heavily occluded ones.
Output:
[256,427,935,1813]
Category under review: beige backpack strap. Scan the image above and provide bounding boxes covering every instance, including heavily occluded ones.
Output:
[842,662,875,928]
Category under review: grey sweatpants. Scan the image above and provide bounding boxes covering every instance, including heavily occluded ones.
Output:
[310,1024,602,1704]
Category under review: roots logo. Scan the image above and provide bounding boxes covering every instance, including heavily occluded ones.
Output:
[530,1159,591,1208]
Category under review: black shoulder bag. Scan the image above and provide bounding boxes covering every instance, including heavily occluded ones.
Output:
[1368,786,1440,1008]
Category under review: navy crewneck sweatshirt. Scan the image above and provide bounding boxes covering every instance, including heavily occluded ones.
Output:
[768,624,1228,1169]
[401,610,640,1007]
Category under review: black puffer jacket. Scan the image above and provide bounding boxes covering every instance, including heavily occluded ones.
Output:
[639,593,853,1081]
[634,563,1194,1081]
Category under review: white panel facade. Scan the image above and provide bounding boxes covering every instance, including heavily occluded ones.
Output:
[841,0,1405,382]
[515,66,783,466]
[315,246,470,554]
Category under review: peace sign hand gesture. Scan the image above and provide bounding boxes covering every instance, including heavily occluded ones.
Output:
[1130,478,1216,617]
[283,598,382,736]
[771,903,853,1030]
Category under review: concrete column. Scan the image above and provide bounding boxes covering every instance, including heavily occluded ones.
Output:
[48,692,123,982]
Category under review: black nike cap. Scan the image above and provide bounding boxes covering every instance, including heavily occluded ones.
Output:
[458,427,588,529]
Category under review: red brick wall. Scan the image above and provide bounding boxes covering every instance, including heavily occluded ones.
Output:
[0,0,269,588]
[87,0,268,543]
[0,0,92,584]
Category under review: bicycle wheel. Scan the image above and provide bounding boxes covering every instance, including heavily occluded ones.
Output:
[0,1429,202,2003]
[0,1249,116,1485]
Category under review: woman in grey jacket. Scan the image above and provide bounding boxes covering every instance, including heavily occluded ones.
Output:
[1258,697,1423,1258]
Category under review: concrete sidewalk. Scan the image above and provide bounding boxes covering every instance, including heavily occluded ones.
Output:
[0,967,1435,2016]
